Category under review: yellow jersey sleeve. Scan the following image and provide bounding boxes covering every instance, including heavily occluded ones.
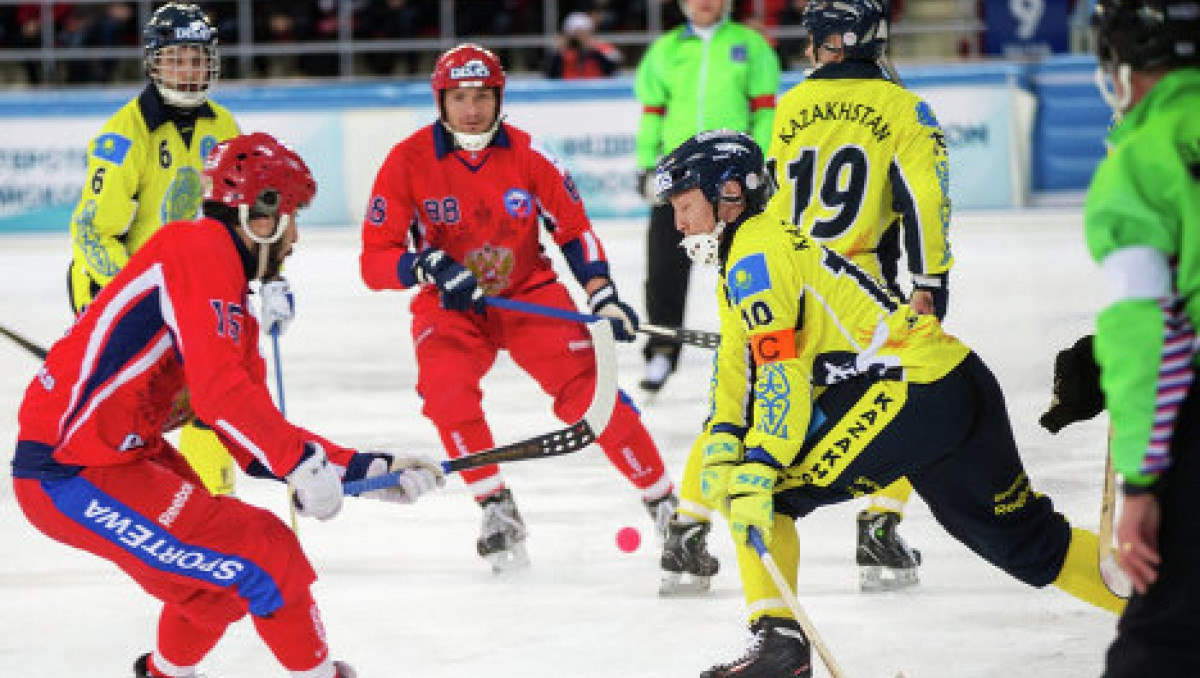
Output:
[723,214,970,465]
[706,273,754,433]
[722,219,814,465]
[765,74,952,284]
[70,100,145,286]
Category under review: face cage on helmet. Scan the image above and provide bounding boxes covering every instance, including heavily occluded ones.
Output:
[147,43,219,108]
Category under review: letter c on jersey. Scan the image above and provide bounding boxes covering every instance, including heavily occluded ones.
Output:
[751,328,797,365]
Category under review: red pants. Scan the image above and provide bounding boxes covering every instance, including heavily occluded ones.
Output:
[411,283,670,501]
[13,447,330,673]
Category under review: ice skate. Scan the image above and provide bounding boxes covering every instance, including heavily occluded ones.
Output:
[659,519,719,596]
[700,616,812,678]
[857,510,921,592]
[644,491,679,541]
[639,352,674,394]
[133,654,205,678]
[477,488,529,574]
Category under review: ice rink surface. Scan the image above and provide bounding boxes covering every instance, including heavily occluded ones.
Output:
[0,211,1118,678]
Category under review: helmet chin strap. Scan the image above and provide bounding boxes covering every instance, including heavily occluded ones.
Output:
[1095,63,1132,118]
[238,204,289,280]
[448,114,506,152]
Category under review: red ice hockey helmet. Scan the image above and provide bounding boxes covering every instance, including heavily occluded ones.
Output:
[203,132,316,219]
[431,43,506,94]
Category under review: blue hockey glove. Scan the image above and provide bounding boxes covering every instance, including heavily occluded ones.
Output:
[588,281,639,342]
[412,248,484,312]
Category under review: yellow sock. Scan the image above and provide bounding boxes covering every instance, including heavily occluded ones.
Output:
[1052,528,1126,614]
[179,421,237,496]
[734,513,800,624]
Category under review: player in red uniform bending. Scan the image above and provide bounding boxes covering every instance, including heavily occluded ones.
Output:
[360,44,677,571]
[11,132,444,678]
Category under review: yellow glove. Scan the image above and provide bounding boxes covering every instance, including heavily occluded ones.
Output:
[699,430,744,507]
[727,448,782,546]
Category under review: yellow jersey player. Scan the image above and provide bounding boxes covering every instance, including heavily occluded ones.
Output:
[653,130,1123,678]
[658,0,945,596]
[67,3,242,495]
[765,0,952,591]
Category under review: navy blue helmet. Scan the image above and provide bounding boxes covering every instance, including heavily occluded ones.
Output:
[653,130,771,214]
[802,0,889,61]
[143,3,219,107]
[1091,0,1200,71]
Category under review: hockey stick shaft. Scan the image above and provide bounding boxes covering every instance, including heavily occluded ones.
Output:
[484,296,720,349]
[747,527,849,678]
[271,329,299,533]
[1098,441,1116,563]
[343,314,618,496]
[0,324,48,360]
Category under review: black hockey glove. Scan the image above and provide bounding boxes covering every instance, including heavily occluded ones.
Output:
[1039,334,1105,434]
[589,281,639,342]
[412,248,484,313]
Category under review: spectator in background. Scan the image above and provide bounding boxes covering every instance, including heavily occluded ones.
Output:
[775,0,809,69]
[359,0,424,76]
[633,0,780,396]
[87,3,137,82]
[253,1,307,76]
[546,11,621,79]
[14,2,74,83]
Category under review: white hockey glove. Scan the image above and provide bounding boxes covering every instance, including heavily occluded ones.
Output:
[588,281,639,342]
[288,442,344,521]
[259,277,296,336]
[345,451,446,504]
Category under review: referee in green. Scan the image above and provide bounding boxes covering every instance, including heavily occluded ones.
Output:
[634,0,780,392]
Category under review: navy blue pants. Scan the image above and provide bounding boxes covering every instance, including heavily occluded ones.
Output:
[1103,383,1200,677]
[777,352,1072,587]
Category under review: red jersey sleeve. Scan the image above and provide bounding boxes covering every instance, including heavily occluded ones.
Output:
[360,140,421,291]
[163,223,354,476]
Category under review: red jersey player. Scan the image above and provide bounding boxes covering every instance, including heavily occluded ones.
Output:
[360,44,677,571]
[11,132,444,678]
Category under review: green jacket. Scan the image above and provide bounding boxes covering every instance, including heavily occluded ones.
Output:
[1084,68,1200,488]
[634,20,780,168]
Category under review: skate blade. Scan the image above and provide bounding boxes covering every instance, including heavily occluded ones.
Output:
[859,565,919,592]
[658,572,712,596]
[487,541,531,574]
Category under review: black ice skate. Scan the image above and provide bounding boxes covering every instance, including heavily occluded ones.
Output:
[644,491,679,541]
[856,510,921,592]
[133,654,163,678]
[477,488,529,574]
[659,519,719,596]
[700,616,812,678]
